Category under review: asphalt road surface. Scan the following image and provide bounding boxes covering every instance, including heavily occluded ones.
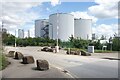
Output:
[4,46,119,78]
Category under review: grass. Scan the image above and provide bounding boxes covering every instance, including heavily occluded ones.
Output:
[94,50,113,53]
[64,48,87,52]
[64,48,114,53]
[0,49,10,70]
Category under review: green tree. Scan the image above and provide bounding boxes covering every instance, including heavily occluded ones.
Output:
[3,33,15,46]
[100,35,106,40]
[112,37,120,51]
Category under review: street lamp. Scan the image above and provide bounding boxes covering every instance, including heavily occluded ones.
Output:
[15,30,16,48]
[14,29,17,54]
[55,12,59,53]
[1,22,4,50]
[109,37,112,51]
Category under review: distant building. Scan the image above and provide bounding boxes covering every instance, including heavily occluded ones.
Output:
[0,28,7,33]
[35,13,92,41]
[35,19,49,38]
[74,18,92,40]
[100,40,109,44]
[92,33,96,40]
[3,29,7,33]
[28,30,30,38]
[18,29,24,38]
[118,26,120,37]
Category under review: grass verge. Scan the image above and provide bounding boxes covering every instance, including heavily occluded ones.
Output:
[64,48,87,52]
[94,50,113,53]
[0,50,10,70]
[64,48,114,53]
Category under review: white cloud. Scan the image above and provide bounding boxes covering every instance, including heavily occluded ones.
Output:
[24,31,28,38]
[92,24,118,39]
[1,0,61,37]
[88,0,119,18]
[70,11,98,23]
[51,0,61,6]
[1,0,50,2]
[1,2,41,35]
[29,26,35,38]
[46,7,50,11]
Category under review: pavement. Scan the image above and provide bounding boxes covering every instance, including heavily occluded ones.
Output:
[1,46,73,78]
[2,46,119,78]
[2,58,71,78]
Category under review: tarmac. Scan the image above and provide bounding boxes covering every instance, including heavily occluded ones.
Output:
[1,46,119,79]
[1,49,72,78]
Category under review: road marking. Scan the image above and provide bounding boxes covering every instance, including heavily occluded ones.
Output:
[51,64,78,79]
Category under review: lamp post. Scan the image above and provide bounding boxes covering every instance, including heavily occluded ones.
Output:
[109,37,112,51]
[14,29,17,54]
[1,22,4,50]
[15,30,16,48]
[55,12,59,53]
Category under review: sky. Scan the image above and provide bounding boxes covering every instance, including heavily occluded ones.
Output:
[0,0,119,39]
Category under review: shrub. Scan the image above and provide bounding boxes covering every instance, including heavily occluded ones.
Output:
[0,54,10,70]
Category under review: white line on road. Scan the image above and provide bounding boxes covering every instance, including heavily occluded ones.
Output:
[51,64,78,79]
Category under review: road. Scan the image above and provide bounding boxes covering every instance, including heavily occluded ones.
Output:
[4,46,118,78]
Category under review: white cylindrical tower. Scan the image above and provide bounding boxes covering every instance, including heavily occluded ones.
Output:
[49,13,74,41]
[35,19,49,38]
[74,18,92,40]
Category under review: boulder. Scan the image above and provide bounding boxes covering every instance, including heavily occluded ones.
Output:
[14,52,24,60]
[66,49,71,54]
[51,46,55,48]
[41,47,55,52]
[70,51,75,55]
[46,48,54,52]
[66,49,80,55]
[81,50,91,56]
[7,51,15,57]
[41,47,49,51]
[36,59,49,70]
[22,56,34,64]
[74,50,80,55]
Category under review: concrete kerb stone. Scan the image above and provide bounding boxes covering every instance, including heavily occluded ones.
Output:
[7,51,15,57]
[36,59,49,71]
[14,52,24,60]
[22,56,34,64]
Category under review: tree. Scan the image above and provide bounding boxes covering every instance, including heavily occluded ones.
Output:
[89,40,102,50]
[3,33,15,46]
[100,35,106,40]
[68,36,89,49]
[112,37,120,51]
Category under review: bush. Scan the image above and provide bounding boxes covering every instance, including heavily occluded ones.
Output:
[0,54,10,70]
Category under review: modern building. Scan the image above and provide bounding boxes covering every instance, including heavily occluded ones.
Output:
[118,25,120,37]
[2,28,7,33]
[18,29,24,38]
[35,19,49,38]
[0,27,7,33]
[35,13,92,41]
[49,13,74,41]
[92,33,96,40]
[74,18,92,40]
[28,30,30,38]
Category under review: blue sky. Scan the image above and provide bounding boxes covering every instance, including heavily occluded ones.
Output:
[1,0,119,38]
[30,2,117,24]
